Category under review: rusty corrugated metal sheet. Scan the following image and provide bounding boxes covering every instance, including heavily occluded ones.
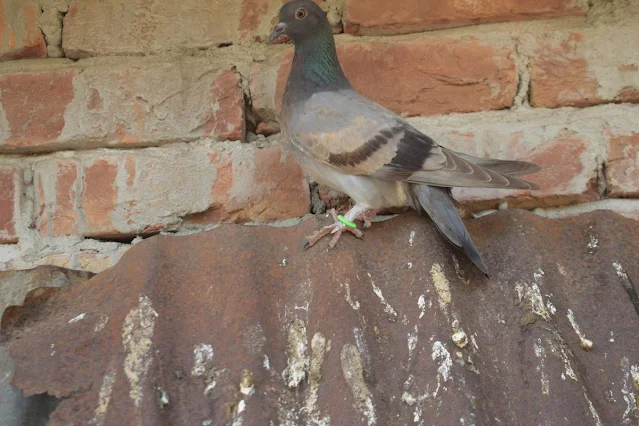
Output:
[2,210,639,425]
[0,267,94,426]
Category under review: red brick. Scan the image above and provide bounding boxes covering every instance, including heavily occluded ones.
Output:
[0,62,245,153]
[239,0,339,41]
[251,56,285,127]
[0,0,47,60]
[251,36,517,124]
[403,107,611,212]
[203,70,246,141]
[344,0,585,36]
[0,166,20,243]
[32,143,309,239]
[530,27,639,108]
[239,0,284,41]
[82,159,119,238]
[35,159,81,237]
[63,0,242,58]
[469,136,598,210]
[0,71,75,148]
[249,144,310,220]
[606,132,639,198]
[452,135,598,211]
[187,143,310,224]
[341,38,517,117]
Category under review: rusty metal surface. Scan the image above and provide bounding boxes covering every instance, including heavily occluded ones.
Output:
[0,267,94,426]
[2,210,639,425]
[0,266,94,316]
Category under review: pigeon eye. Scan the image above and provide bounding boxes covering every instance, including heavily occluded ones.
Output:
[295,8,307,19]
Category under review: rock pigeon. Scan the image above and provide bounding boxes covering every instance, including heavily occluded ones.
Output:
[268,0,541,276]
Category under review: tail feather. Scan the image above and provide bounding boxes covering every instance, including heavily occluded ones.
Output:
[453,152,541,177]
[411,184,488,277]
[408,149,540,190]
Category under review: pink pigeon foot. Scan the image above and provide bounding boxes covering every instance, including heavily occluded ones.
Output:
[304,208,363,249]
[304,206,377,249]
[355,209,378,229]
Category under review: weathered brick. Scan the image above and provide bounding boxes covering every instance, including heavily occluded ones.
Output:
[0,166,21,243]
[63,0,242,58]
[186,143,311,224]
[405,105,638,212]
[344,0,586,36]
[33,142,309,238]
[0,70,75,149]
[82,158,119,238]
[34,159,81,237]
[239,0,285,41]
[0,0,47,60]
[530,27,639,108]
[0,61,245,153]
[606,132,639,198]
[16,251,116,273]
[34,149,214,238]
[74,252,115,273]
[251,36,517,124]
[532,199,639,222]
[239,0,341,41]
[452,136,599,211]
[341,38,517,116]
[34,253,73,270]
[63,0,340,55]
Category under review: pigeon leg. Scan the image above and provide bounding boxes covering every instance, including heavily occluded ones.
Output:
[354,209,378,228]
[305,205,373,249]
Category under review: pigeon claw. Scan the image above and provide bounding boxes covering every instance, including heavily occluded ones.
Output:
[327,225,364,249]
[304,209,364,250]
[355,209,378,229]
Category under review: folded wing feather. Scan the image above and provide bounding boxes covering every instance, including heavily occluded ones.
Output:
[284,89,540,190]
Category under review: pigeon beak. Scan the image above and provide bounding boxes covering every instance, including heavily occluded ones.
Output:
[268,22,289,44]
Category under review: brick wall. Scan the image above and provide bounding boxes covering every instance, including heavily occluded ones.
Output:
[1,0,638,272]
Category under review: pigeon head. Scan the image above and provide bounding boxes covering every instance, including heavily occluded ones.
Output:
[270,0,350,92]
[268,0,331,45]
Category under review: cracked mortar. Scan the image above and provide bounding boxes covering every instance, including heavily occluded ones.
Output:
[36,0,70,58]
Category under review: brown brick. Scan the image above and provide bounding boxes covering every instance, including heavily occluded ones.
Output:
[606,132,639,198]
[0,166,21,243]
[239,0,339,41]
[36,253,73,270]
[0,61,245,153]
[187,143,310,224]
[251,36,517,124]
[32,143,309,239]
[0,70,75,149]
[35,159,81,237]
[63,0,242,58]
[204,70,246,141]
[74,252,115,273]
[457,136,599,211]
[82,159,119,238]
[341,38,517,117]
[0,0,47,60]
[452,134,599,211]
[344,0,585,36]
[403,105,620,212]
[239,0,284,41]
[530,27,639,108]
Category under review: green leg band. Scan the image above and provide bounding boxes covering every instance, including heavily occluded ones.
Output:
[337,215,357,229]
